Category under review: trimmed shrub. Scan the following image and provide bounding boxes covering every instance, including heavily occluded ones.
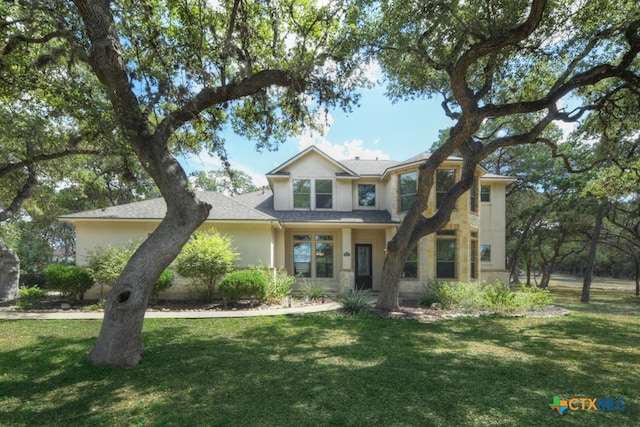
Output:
[44,264,94,301]
[336,289,373,315]
[219,269,267,301]
[16,287,46,309]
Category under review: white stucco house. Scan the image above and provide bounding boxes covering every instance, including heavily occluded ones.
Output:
[60,146,515,299]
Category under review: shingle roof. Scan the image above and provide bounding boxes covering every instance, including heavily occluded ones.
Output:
[59,191,276,222]
[60,190,397,225]
[233,191,397,224]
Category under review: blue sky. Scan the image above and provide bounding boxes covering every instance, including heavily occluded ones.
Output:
[179,84,454,187]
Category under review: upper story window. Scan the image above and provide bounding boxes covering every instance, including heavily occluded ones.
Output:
[480,244,491,262]
[399,171,417,212]
[293,179,311,208]
[315,179,333,209]
[293,178,333,209]
[436,169,456,209]
[358,184,376,208]
[470,177,478,213]
[481,185,491,202]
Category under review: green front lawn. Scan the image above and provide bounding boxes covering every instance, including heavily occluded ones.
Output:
[1,286,638,426]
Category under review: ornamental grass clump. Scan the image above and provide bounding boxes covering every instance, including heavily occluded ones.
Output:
[300,281,328,301]
[336,289,374,315]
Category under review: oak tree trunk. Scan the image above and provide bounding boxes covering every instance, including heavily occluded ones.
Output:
[538,263,552,289]
[581,205,608,303]
[0,237,20,301]
[86,196,210,367]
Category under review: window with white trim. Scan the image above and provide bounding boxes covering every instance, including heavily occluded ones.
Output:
[292,179,333,209]
[358,184,376,208]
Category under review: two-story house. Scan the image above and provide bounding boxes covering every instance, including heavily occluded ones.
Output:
[60,146,514,299]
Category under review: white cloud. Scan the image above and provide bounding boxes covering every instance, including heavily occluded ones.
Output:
[297,113,390,160]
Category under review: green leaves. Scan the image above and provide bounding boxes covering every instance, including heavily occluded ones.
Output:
[174,229,239,302]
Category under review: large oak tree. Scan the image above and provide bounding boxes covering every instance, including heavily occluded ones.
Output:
[2,0,364,367]
[350,0,640,310]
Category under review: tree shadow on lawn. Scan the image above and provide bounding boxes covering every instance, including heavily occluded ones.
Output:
[0,314,638,426]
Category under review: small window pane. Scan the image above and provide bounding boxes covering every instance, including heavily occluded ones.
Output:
[316,195,332,209]
[481,185,491,202]
[315,180,332,193]
[315,179,332,209]
[436,169,456,209]
[403,247,418,278]
[480,244,491,262]
[293,179,311,208]
[315,243,333,278]
[293,242,311,277]
[358,184,376,207]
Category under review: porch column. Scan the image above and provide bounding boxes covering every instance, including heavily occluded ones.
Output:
[342,228,352,269]
[339,228,354,292]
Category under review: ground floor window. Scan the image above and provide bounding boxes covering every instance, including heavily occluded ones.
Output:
[403,246,418,278]
[436,230,456,279]
[293,234,334,278]
[471,239,478,279]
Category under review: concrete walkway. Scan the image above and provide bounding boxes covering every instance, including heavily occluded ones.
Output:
[0,302,342,320]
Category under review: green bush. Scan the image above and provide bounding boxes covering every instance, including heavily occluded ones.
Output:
[152,269,175,301]
[16,287,46,309]
[218,269,267,301]
[511,284,552,311]
[86,244,137,292]
[423,279,456,309]
[44,264,94,301]
[249,263,294,302]
[87,244,174,302]
[175,230,239,302]
[421,279,552,313]
[336,289,373,315]
[481,281,517,311]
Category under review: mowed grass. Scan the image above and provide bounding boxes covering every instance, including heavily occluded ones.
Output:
[1,284,639,426]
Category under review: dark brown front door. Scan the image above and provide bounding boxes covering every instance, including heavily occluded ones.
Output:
[355,244,372,290]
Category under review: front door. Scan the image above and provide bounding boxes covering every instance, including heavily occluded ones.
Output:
[355,244,373,290]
